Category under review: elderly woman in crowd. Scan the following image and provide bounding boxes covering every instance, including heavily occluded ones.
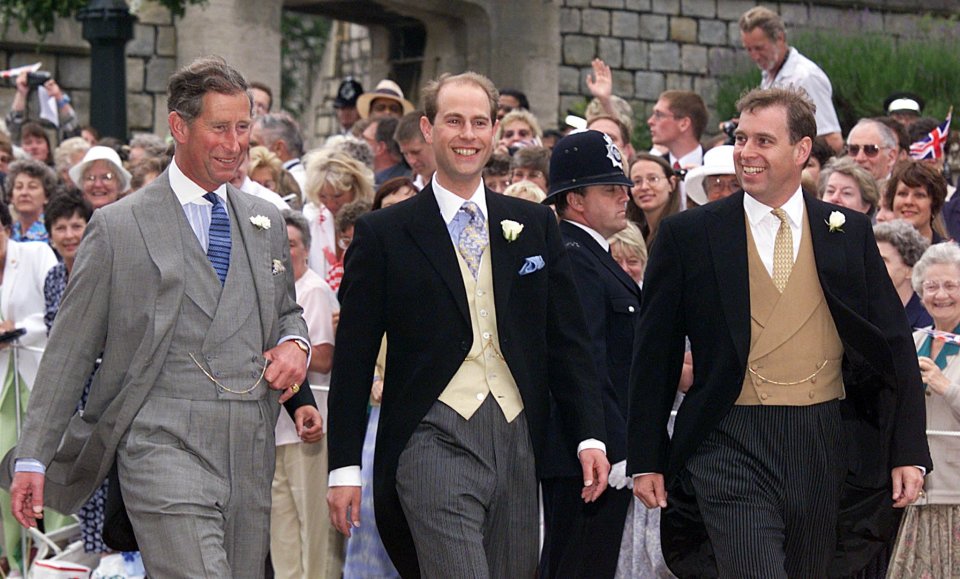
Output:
[372,176,417,210]
[883,160,949,244]
[69,145,131,210]
[271,210,339,578]
[495,109,542,155]
[874,220,933,329]
[608,222,647,287]
[303,150,375,281]
[628,153,680,250]
[7,159,58,243]
[820,157,880,217]
[887,242,960,577]
[684,145,738,207]
[0,201,67,575]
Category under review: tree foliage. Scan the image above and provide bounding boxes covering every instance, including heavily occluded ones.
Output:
[0,0,206,37]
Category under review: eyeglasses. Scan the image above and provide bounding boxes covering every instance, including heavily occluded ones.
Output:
[632,175,664,187]
[85,172,116,184]
[922,280,960,295]
[844,144,884,158]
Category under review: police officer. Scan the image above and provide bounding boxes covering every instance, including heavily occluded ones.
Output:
[539,130,641,578]
[333,77,363,135]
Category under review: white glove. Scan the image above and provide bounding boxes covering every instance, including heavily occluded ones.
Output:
[608,460,629,490]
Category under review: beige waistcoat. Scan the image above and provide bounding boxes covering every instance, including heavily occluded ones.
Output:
[438,244,524,421]
[736,210,845,405]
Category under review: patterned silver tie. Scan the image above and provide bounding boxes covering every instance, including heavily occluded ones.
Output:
[457,202,487,279]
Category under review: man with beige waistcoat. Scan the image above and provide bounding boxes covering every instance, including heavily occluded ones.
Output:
[628,87,931,577]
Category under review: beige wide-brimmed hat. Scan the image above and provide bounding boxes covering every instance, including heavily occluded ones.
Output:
[68,145,132,191]
[684,145,736,206]
[356,79,415,119]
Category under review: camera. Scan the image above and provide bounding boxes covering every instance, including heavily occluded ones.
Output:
[26,71,51,87]
[722,120,739,146]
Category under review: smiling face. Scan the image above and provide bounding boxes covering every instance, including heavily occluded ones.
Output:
[421,81,496,197]
[733,105,810,207]
[11,173,47,219]
[892,181,933,237]
[921,262,960,331]
[82,160,121,209]
[630,160,674,214]
[50,212,87,267]
[823,171,870,214]
[170,91,251,192]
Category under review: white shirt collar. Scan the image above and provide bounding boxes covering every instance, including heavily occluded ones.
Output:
[670,145,704,169]
[170,157,227,205]
[433,177,488,226]
[743,186,804,228]
[564,219,610,251]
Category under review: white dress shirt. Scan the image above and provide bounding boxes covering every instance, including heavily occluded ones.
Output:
[743,186,804,276]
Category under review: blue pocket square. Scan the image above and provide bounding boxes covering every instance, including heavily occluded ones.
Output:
[519,255,545,275]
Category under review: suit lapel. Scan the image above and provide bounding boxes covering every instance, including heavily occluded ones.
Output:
[131,173,187,350]
[222,185,273,346]
[805,195,848,301]
[486,191,525,318]
[404,187,470,324]
[705,192,751,365]
[560,220,640,297]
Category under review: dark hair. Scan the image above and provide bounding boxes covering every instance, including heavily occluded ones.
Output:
[373,176,417,210]
[81,125,100,143]
[661,91,708,139]
[627,153,680,247]
[374,117,402,158]
[20,122,52,164]
[254,112,305,157]
[908,117,942,144]
[511,146,550,180]
[809,136,834,169]
[484,153,512,177]
[0,201,11,228]
[421,72,498,124]
[336,199,371,235]
[394,110,425,143]
[249,81,273,111]
[885,160,948,231]
[587,115,632,147]
[737,87,817,145]
[6,158,58,199]
[44,192,92,233]
[499,88,530,111]
[129,156,168,191]
[167,55,250,124]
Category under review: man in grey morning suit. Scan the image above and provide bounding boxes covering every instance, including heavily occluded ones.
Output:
[4,56,321,578]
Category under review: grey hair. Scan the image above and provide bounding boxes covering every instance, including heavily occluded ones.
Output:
[255,112,305,157]
[129,133,169,159]
[53,136,90,176]
[6,158,58,198]
[874,219,929,267]
[167,55,250,124]
[322,134,374,170]
[849,119,898,150]
[282,209,312,251]
[911,241,960,294]
[819,156,880,215]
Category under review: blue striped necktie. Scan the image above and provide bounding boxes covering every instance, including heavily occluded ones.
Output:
[204,192,230,285]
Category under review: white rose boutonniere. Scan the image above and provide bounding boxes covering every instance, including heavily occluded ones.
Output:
[250,215,271,230]
[271,259,286,276]
[826,211,845,233]
[501,219,524,242]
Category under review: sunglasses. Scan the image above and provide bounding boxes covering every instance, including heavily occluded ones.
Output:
[844,144,884,158]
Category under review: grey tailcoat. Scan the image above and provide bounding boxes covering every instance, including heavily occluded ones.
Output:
[0,171,307,513]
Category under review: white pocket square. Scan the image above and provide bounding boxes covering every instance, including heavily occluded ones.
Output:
[519,255,545,275]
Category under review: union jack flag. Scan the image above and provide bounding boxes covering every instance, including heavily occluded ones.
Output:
[910,108,952,160]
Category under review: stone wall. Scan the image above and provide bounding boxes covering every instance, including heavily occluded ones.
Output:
[312,0,959,144]
[0,0,176,140]
[308,21,373,144]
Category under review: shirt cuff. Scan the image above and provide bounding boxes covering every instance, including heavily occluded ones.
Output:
[328,466,362,486]
[577,438,606,456]
[915,465,927,476]
[15,458,45,474]
[278,335,312,368]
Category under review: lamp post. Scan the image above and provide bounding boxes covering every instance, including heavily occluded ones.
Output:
[76,0,136,140]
